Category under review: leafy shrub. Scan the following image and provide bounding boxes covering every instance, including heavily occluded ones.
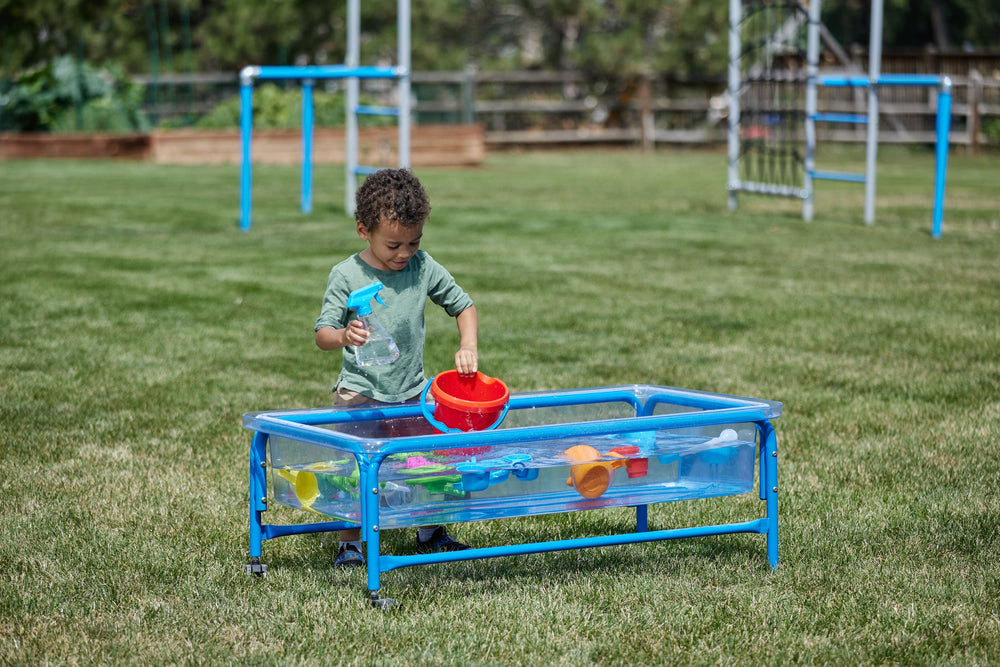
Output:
[194,83,393,130]
[0,57,148,133]
[981,117,1000,148]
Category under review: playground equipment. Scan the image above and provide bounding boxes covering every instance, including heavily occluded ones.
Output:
[238,0,411,231]
[243,384,782,607]
[727,0,952,237]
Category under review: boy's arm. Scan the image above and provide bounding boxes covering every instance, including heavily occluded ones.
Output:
[454,305,479,375]
[316,321,369,351]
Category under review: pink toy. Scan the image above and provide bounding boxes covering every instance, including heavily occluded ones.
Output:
[406,456,434,469]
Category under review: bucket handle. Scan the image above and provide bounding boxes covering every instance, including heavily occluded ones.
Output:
[419,375,510,434]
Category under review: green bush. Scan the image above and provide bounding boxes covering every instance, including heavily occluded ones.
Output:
[193,83,394,130]
[981,117,1000,148]
[0,57,148,133]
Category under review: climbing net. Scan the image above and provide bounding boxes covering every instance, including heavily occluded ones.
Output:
[731,0,809,194]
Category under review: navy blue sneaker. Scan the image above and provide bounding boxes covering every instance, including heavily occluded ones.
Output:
[416,526,470,553]
[334,543,365,568]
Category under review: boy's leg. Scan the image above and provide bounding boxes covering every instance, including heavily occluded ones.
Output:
[333,388,377,567]
[332,388,471,555]
[335,527,365,567]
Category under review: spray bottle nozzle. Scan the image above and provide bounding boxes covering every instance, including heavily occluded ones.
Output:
[346,281,387,316]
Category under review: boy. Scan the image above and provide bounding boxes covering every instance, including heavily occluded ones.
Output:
[314,168,478,567]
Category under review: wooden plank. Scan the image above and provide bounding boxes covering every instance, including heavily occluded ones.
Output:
[0,133,150,160]
[0,125,485,167]
[148,125,484,166]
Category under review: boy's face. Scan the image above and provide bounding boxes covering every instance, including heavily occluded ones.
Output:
[357,218,424,272]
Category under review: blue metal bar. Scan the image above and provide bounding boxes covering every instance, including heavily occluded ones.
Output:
[810,169,867,184]
[811,113,868,124]
[877,74,944,87]
[254,65,401,80]
[818,74,945,88]
[818,75,869,87]
[377,519,770,573]
[354,165,382,176]
[300,81,314,215]
[932,79,952,239]
[635,505,648,532]
[248,432,268,557]
[356,105,400,117]
[758,423,766,501]
[250,388,669,428]
[360,454,383,593]
[238,81,253,232]
[249,403,777,460]
[510,390,642,413]
[641,390,760,415]
[262,520,359,540]
[761,421,779,568]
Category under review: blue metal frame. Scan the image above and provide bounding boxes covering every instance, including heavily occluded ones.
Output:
[733,0,953,236]
[238,64,406,233]
[300,80,314,216]
[812,73,953,236]
[238,0,413,227]
[245,386,782,598]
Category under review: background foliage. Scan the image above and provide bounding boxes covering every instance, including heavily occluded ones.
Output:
[187,83,393,130]
[2,0,998,78]
[0,56,148,132]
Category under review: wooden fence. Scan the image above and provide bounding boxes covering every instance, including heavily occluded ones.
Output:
[135,63,1000,151]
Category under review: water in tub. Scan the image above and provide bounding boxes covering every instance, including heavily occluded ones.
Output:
[269,426,757,526]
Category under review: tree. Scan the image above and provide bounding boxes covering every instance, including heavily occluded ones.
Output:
[2,0,998,80]
[822,0,1000,52]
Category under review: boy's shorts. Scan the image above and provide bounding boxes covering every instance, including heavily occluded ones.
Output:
[333,385,435,437]
[334,386,379,407]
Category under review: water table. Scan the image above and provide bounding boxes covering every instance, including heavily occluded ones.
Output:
[243,384,782,607]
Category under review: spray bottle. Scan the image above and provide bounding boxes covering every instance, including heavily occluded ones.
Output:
[346,281,400,367]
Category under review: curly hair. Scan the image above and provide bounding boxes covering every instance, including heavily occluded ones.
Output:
[354,168,431,231]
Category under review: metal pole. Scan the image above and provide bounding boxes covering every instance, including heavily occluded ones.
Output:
[932,76,952,239]
[301,80,314,215]
[248,432,268,559]
[345,0,360,216]
[803,0,821,221]
[761,420,779,568]
[462,64,477,125]
[239,66,258,232]
[727,0,741,212]
[397,0,411,169]
[863,0,884,225]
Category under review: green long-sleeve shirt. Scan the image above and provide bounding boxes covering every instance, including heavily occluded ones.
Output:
[315,250,473,402]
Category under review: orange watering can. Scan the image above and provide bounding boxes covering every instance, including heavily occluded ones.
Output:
[562,445,627,499]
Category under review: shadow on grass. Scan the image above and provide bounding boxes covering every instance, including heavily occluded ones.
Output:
[245,511,774,601]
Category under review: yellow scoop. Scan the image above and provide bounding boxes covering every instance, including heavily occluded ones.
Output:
[276,468,320,511]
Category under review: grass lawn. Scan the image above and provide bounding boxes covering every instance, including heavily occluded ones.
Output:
[1,146,998,665]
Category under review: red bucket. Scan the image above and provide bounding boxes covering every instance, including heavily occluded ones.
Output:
[428,370,509,433]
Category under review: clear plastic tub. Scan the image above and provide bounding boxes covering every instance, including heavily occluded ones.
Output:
[249,385,781,529]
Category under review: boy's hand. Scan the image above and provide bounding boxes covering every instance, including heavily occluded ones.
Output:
[344,320,369,347]
[455,346,478,376]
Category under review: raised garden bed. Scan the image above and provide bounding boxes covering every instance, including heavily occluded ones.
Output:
[0,124,485,167]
